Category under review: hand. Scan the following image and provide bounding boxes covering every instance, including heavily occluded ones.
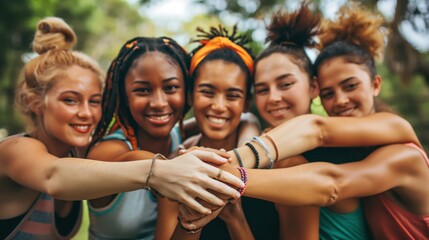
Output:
[179,146,232,164]
[218,198,244,223]
[150,150,243,215]
[178,203,224,231]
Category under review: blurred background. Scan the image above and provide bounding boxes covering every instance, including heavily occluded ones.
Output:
[1,0,428,153]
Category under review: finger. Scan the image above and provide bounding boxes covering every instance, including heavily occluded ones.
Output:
[207,166,244,189]
[179,204,205,222]
[180,195,212,215]
[196,197,221,211]
[191,185,225,207]
[203,177,241,200]
[190,150,229,165]
[186,207,224,229]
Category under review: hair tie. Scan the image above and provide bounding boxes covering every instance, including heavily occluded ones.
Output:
[190,36,254,75]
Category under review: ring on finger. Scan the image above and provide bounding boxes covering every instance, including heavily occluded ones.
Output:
[214,169,223,180]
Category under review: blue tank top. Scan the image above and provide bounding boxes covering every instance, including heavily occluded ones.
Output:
[88,127,182,240]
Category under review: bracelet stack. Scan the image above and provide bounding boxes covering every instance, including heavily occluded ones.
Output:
[252,136,274,168]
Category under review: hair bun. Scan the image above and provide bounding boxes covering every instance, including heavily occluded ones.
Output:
[319,2,387,60]
[266,3,322,48]
[32,17,77,54]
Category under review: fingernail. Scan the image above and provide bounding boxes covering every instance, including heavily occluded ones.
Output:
[236,192,241,198]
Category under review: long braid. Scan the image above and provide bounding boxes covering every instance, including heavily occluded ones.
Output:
[91,37,189,150]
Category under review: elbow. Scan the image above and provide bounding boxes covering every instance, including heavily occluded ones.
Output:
[304,114,327,147]
[314,165,343,206]
[320,178,340,206]
[44,163,69,200]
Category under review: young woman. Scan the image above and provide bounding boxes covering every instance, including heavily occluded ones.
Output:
[0,17,244,240]
[179,4,429,239]
[174,25,257,240]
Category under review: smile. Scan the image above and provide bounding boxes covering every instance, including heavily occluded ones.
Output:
[146,113,173,125]
[206,115,229,126]
[336,107,356,116]
[268,107,289,116]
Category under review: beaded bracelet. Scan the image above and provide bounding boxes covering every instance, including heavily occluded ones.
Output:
[144,153,167,191]
[252,136,274,169]
[233,148,244,167]
[262,133,279,162]
[237,167,248,196]
[245,142,260,169]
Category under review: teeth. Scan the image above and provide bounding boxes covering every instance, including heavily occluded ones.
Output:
[269,108,287,115]
[149,114,170,120]
[207,116,227,124]
[73,125,89,130]
[337,108,355,116]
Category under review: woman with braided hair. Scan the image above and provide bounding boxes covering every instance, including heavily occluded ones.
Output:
[87,35,250,239]
[177,3,428,239]
[0,17,244,240]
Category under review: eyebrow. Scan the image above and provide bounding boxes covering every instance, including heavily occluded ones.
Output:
[255,73,293,87]
[132,77,180,85]
[197,83,245,94]
[60,91,101,97]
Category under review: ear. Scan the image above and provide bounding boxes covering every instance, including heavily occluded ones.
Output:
[28,94,43,115]
[310,76,320,99]
[372,75,382,97]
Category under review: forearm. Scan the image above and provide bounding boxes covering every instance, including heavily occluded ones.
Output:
[223,209,254,240]
[46,158,150,200]
[219,164,338,206]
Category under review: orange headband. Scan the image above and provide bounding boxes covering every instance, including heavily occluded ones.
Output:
[189,36,254,75]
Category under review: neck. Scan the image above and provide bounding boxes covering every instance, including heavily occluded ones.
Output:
[136,130,172,156]
[200,132,238,151]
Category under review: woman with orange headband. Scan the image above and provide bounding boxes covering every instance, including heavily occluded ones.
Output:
[172,25,279,240]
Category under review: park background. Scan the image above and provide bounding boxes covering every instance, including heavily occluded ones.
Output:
[1,0,428,238]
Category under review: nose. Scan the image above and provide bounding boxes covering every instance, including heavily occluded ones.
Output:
[77,102,91,118]
[211,95,227,112]
[334,91,349,107]
[268,87,282,104]
[149,90,168,109]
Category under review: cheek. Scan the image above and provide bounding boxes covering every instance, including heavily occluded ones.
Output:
[255,95,267,113]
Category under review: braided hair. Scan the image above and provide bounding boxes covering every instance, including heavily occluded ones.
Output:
[91,37,190,150]
[255,3,322,78]
[190,25,254,100]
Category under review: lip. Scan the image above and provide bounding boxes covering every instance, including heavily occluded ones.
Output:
[145,113,174,125]
[268,107,290,117]
[70,124,92,134]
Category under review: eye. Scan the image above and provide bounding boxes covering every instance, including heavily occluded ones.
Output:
[164,85,180,94]
[133,87,151,95]
[199,88,215,97]
[226,93,243,100]
[320,91,333,100]
[89,99,101,106]
[63,98,78,105]
[279,82,293,90]
[255,87,268,95]
[344,82,359,91]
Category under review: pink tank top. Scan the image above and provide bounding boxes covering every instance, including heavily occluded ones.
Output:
[364,143,429,240]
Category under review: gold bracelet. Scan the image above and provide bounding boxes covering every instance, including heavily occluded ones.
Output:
[144,153,167,190]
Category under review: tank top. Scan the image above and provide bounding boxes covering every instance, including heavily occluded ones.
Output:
[88,127,182,240]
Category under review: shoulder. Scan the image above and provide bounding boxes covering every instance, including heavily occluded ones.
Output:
[87,138,132,162]
[0,135,47,164]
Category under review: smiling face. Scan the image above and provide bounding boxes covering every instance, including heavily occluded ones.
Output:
[254,53,317,127]
[40,65,102,148]
[125,52,185,138]
[192,60,248,141]
[317,57,381,117]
